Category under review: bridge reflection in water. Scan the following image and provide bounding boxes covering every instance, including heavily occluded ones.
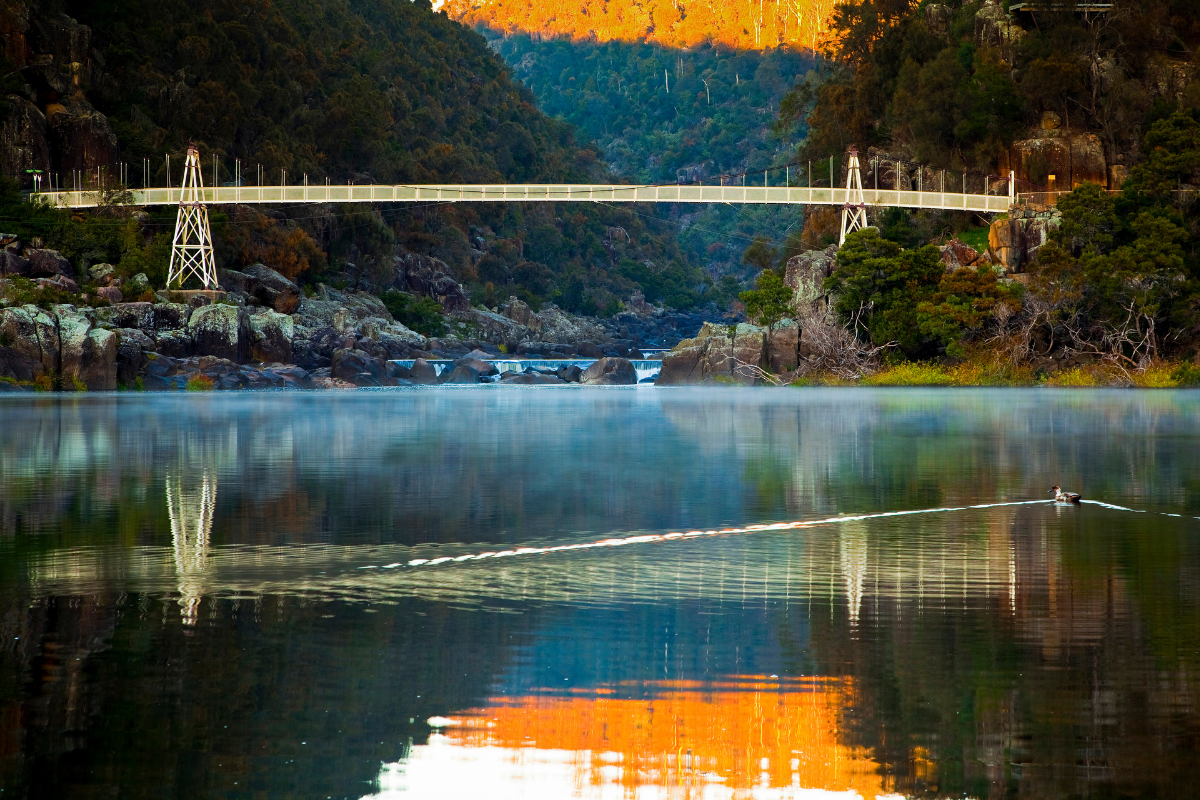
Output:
[28,501,1033,628]
[369,677,887,800]
[166,472,217,626]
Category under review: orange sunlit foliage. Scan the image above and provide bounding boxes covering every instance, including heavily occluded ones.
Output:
[439,676,886,797]
[445,0,839,52]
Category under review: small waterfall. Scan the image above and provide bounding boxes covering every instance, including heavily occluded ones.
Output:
[391,358,663,382]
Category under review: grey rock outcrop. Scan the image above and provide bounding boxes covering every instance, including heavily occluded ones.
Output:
[0,251,30,276]
[442,363,482,384]
[988,204,1062,272]
[248,309,294,364]
[939,239,983,271]
[0,98,50,179]
[580,356,637,385]
[658,323,776,385]
[999,132,1108,189]
[974,0,1022,49]
[188,304,249,363]
[243,263,302,314]
[784,245,838,305]
[0,304,59,379]
[25,248,71,278]
[454,307,530,350]
[115,328,155,386]
[393,251,470,312]
[77,328,116,390]
[331,347,387,385]
[408,358,439,384]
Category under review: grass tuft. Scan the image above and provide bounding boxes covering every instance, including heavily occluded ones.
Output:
[185,375,215,392]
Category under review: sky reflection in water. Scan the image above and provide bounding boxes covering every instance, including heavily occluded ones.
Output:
[1,388,1199,799]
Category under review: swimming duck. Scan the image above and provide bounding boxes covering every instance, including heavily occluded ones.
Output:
[1048,485,1082,504]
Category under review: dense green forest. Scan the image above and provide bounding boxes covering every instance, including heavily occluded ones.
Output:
[483,31,817,279]
[773,0,1200,376]
[780,0,1200,173]
[6,0,730,314]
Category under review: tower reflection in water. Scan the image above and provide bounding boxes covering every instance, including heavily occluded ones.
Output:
[369,677,889,800]
[166,472,217,626]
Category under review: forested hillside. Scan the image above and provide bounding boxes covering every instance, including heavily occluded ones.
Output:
[778,0,1200,377]
[780,0,1200,177]
[483,30,815,280]
[0,0,725,314]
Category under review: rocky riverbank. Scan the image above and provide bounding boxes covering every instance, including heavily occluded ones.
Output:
[0,249,723,390]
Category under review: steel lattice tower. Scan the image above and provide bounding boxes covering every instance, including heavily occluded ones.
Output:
[839,147,869,245]
[167,145,219,290]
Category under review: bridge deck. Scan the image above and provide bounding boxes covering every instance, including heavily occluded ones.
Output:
[33,183,1013,213]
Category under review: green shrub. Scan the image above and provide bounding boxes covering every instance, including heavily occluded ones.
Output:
[1170,362,1200,387]
[185,375,215,391]
[380,290,448,337]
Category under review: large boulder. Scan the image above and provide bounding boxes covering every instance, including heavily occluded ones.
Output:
[331,347,387,385]
[533,304,610,347]
[442,363,482,384]
[188,304,250,363]
[115,328,156,387]
[0,251,30,276]
[408,358,439,384]
[242,263,301,313]
[580,356,637,385]
[248,310,294,364]
[656,338,709,385]
[155,330,194,359]
[79,329,116,390]
[56,305,92,382]
[152,303,191,331]
[25,248,71,278]
[500,296,539,328]
[502,372,565,385]
[96,286,123,304]
[216,268,250,295]
[939,239,981,271]
[656,323,771,385]
[455,356,498,377]
[0,304,59,379]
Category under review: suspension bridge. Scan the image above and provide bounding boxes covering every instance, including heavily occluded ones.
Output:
[29,147,1016,289]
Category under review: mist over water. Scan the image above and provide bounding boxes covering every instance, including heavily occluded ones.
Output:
[2,388,1199,799]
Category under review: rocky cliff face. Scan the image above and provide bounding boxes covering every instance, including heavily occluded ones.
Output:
[998,119,1109,191]
[0,3,119,184]
[988,204,1062,273]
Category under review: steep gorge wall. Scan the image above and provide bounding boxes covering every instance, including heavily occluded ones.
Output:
[0,2,118,185]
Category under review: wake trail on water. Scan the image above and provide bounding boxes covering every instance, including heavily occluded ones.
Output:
[361,497,1186,572]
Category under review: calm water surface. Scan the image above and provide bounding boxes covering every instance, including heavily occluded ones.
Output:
[2,387,1199,799]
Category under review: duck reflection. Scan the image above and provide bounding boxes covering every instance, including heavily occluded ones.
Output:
[167,472,217,626]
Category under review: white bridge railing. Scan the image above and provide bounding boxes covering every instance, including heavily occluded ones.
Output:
[33,183,1014,213]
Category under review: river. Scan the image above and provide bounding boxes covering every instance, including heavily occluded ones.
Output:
[2,387,1199,799]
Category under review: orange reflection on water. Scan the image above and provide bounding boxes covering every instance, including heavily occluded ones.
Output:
[437,677,885,799]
